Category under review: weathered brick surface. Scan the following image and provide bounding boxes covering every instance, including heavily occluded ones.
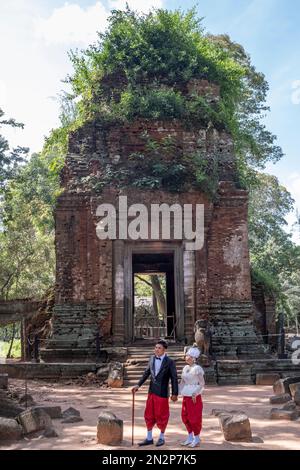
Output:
[46,79,265,358]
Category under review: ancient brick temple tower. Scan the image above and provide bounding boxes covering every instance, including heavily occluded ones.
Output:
[42,79,267,361]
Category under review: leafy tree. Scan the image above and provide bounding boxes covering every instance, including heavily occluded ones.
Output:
[207,34,283,172]
[0,151,59,300]
[0,107,28,191]
[249,173,298,277]
[282,272,300,333]
[249,172,300,322]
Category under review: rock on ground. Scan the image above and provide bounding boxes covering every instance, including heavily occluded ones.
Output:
[273,377,300,396]
[0,417,23,441]
[270,408,299,421]
[18,407,52,435]
[256,374,280,386]
[0,390,25,418]
[32,406,62,419]
[214,410,252,442]
[97,411,123,445]
[107,362,124,388]
[62,407,81,419]
[294,390,300,406]
[289,382,300,398]
[269,394,291,405]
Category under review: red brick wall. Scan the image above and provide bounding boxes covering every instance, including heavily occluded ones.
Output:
[207,182,251,301]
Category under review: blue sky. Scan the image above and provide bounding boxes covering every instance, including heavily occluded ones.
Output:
[0,0,299,241]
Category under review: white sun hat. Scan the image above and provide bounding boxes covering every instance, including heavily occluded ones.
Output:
[186,347,200,359]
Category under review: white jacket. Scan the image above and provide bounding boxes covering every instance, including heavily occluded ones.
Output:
[179,364,205,397]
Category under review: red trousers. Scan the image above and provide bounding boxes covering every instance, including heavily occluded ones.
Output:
[181,395,203,435]
[144,393,170,433]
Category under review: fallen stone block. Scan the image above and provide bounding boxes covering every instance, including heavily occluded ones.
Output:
[0,374,8,390]
[0,417,23,441]
[62,407,80,419]
[217,411,252,442]
[97,411,123,445]
[289,382,300,398]
[256,373,280,386]
[32,406,62,419]
[273,377,300,396]
[269,393,291,405]
[18,407,52,434]
[270,408,299,421]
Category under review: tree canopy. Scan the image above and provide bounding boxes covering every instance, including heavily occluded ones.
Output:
[64,8,282,175]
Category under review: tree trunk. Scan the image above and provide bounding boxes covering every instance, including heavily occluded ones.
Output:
[6,323,16,359]
[151,275,166,319]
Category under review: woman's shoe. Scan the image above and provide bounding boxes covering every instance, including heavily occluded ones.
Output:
[188,438,201,448]
[181,438,193,446]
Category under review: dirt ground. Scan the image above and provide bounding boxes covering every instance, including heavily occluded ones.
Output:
[1,380,300,450]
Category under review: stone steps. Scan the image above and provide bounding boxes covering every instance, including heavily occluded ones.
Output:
[124,344,217,385]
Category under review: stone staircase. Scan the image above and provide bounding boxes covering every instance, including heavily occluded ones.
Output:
[209,302,269,359]
[124,344,217,386]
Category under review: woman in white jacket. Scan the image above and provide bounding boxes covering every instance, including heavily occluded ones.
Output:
[179,347,204,447]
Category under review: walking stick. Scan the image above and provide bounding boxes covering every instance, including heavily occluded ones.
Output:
[132,389,136,446]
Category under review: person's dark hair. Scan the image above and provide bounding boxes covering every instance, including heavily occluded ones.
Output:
[156,340,168,349]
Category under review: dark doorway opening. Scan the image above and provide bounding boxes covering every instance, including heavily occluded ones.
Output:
[132,252,176,341]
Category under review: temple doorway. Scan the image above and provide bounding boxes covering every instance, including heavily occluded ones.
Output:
[132,252,176,341]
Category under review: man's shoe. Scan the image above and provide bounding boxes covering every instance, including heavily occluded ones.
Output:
[138,438,154,446]
[155,438,165,447]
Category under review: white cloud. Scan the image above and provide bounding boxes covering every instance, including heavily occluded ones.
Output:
[34,2,109,46]
[291,80,300,105]
[34,0,164,47]
[109,0,163,13]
